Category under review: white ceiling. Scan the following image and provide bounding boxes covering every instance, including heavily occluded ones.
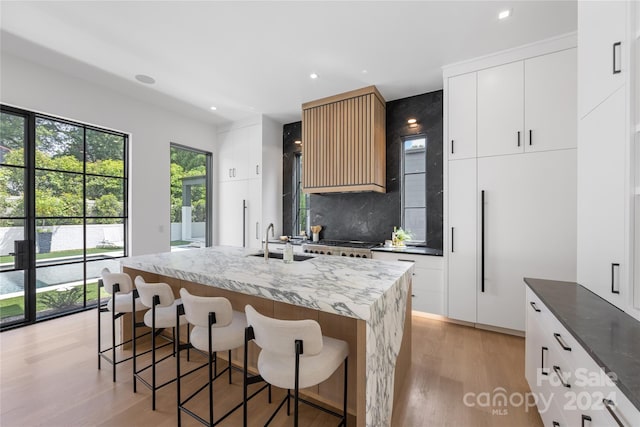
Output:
[0,1,577,126]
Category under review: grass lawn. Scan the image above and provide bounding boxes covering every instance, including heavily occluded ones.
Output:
[0,281,106,319]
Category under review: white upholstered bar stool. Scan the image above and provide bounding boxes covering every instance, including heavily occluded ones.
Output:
[98,268,147,382]
[177,289,264,427]
[133,276,188,410]
[243,305,349,427]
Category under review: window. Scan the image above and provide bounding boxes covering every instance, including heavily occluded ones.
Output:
[293,153,309,236]
[0,105,128,328]
[402,135,427,243]
[169,144,211,251]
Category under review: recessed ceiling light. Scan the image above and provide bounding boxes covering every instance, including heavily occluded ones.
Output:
[498,9,511,20]
[294,140,302,145]
[210,106,217,111]
[407,118,417,124]
[135,74,155,84]
[310,73,319,79]
[362,69,368,74]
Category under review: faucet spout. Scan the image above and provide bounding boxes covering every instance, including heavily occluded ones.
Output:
[264,223,275,261]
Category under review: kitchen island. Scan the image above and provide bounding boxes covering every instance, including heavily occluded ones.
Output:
[122,246,413,427]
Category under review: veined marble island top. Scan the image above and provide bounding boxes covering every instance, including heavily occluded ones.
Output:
[122,246,413,321]
[122,246,413,427]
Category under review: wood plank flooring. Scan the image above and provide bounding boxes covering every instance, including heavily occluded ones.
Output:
[0,311,542,427]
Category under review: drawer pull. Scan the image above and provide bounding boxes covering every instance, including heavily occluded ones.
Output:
[397,259,415,263]
[553,333,571,351]
[541,346,548,376]
[603,398,625,427]
[529,301,541,312]
[581,415,592,427]
[553,365,571,388]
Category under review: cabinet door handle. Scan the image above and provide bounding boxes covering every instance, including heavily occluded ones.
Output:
[242,199,247,248]
[481,190,485,293]
[553,333,572,351]
[530,301,541,312]
[397,259,415,263]
[517,131,521,147]
[256,164,259,175]
[529,129,532,146]
[553,365,571,388]
[451,140,455,154]
[233,168,236,177]
[541,346,548,376]
[603,398,625,427]
[611,263,620,294]
[451,227,454,253]
[613,41,622,74]
[581,415,592,427]
[229,168,232,178]
[256,222,259,240]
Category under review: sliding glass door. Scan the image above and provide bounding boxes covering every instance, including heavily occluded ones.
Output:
[170,144,211,251]
[0,105,128,328]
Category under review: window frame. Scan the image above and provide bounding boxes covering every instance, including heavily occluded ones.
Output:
[292,153,310,237]
[401,134,427,245]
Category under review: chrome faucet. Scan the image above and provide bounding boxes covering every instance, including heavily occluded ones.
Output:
[264,223,274,261]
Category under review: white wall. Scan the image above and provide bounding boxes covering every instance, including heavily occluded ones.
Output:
[0,52,218,256]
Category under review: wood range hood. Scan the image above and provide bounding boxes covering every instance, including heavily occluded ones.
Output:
[301,85,386,194]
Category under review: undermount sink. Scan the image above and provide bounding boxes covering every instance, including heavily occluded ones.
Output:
[250,252,314,262]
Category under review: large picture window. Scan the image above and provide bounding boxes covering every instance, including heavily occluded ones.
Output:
[401,135,427,243]
[0,105,128,328]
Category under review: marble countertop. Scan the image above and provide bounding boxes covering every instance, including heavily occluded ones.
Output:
[525,278,640,411]
[371,246,443,256]
[122,246,413,321]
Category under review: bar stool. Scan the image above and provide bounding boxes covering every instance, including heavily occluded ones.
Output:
[97,268,148,382]
[132,276,188,410]
[243,304,349,427]
[177,289,267,427]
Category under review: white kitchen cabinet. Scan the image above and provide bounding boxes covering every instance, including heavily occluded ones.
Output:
[476,49,577,157]
[525,286,640,427]
[218,179,247,247]
[218,131,234,183]
[447,158,477,323]
[524,48,577,152]
[576,0,637,317]
[445,39,578,331]
[477,151,576,331]
[577,87,627,308]
[578,0,627,118]
[217,116,282,249]
[447,73,476,160]
[371,252,444,315]
[477,61,524,157]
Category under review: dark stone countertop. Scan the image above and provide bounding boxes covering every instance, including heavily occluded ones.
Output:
[524,277,640,411]
[371,246,443,256]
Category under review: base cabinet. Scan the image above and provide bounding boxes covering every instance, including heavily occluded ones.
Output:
[372,252,444,315]
[525,287,640,427]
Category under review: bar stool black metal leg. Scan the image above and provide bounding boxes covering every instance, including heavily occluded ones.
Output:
[111,305,116,382]
[228,350,232,384]
[343,358,348,427]
[151,302,157,411]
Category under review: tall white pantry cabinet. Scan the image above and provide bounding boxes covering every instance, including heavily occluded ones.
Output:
[217,116,282,250]
[444,35,578,332]
[577,0,639,321]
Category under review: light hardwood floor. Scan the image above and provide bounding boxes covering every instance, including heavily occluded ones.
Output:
[0,311,542,427]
